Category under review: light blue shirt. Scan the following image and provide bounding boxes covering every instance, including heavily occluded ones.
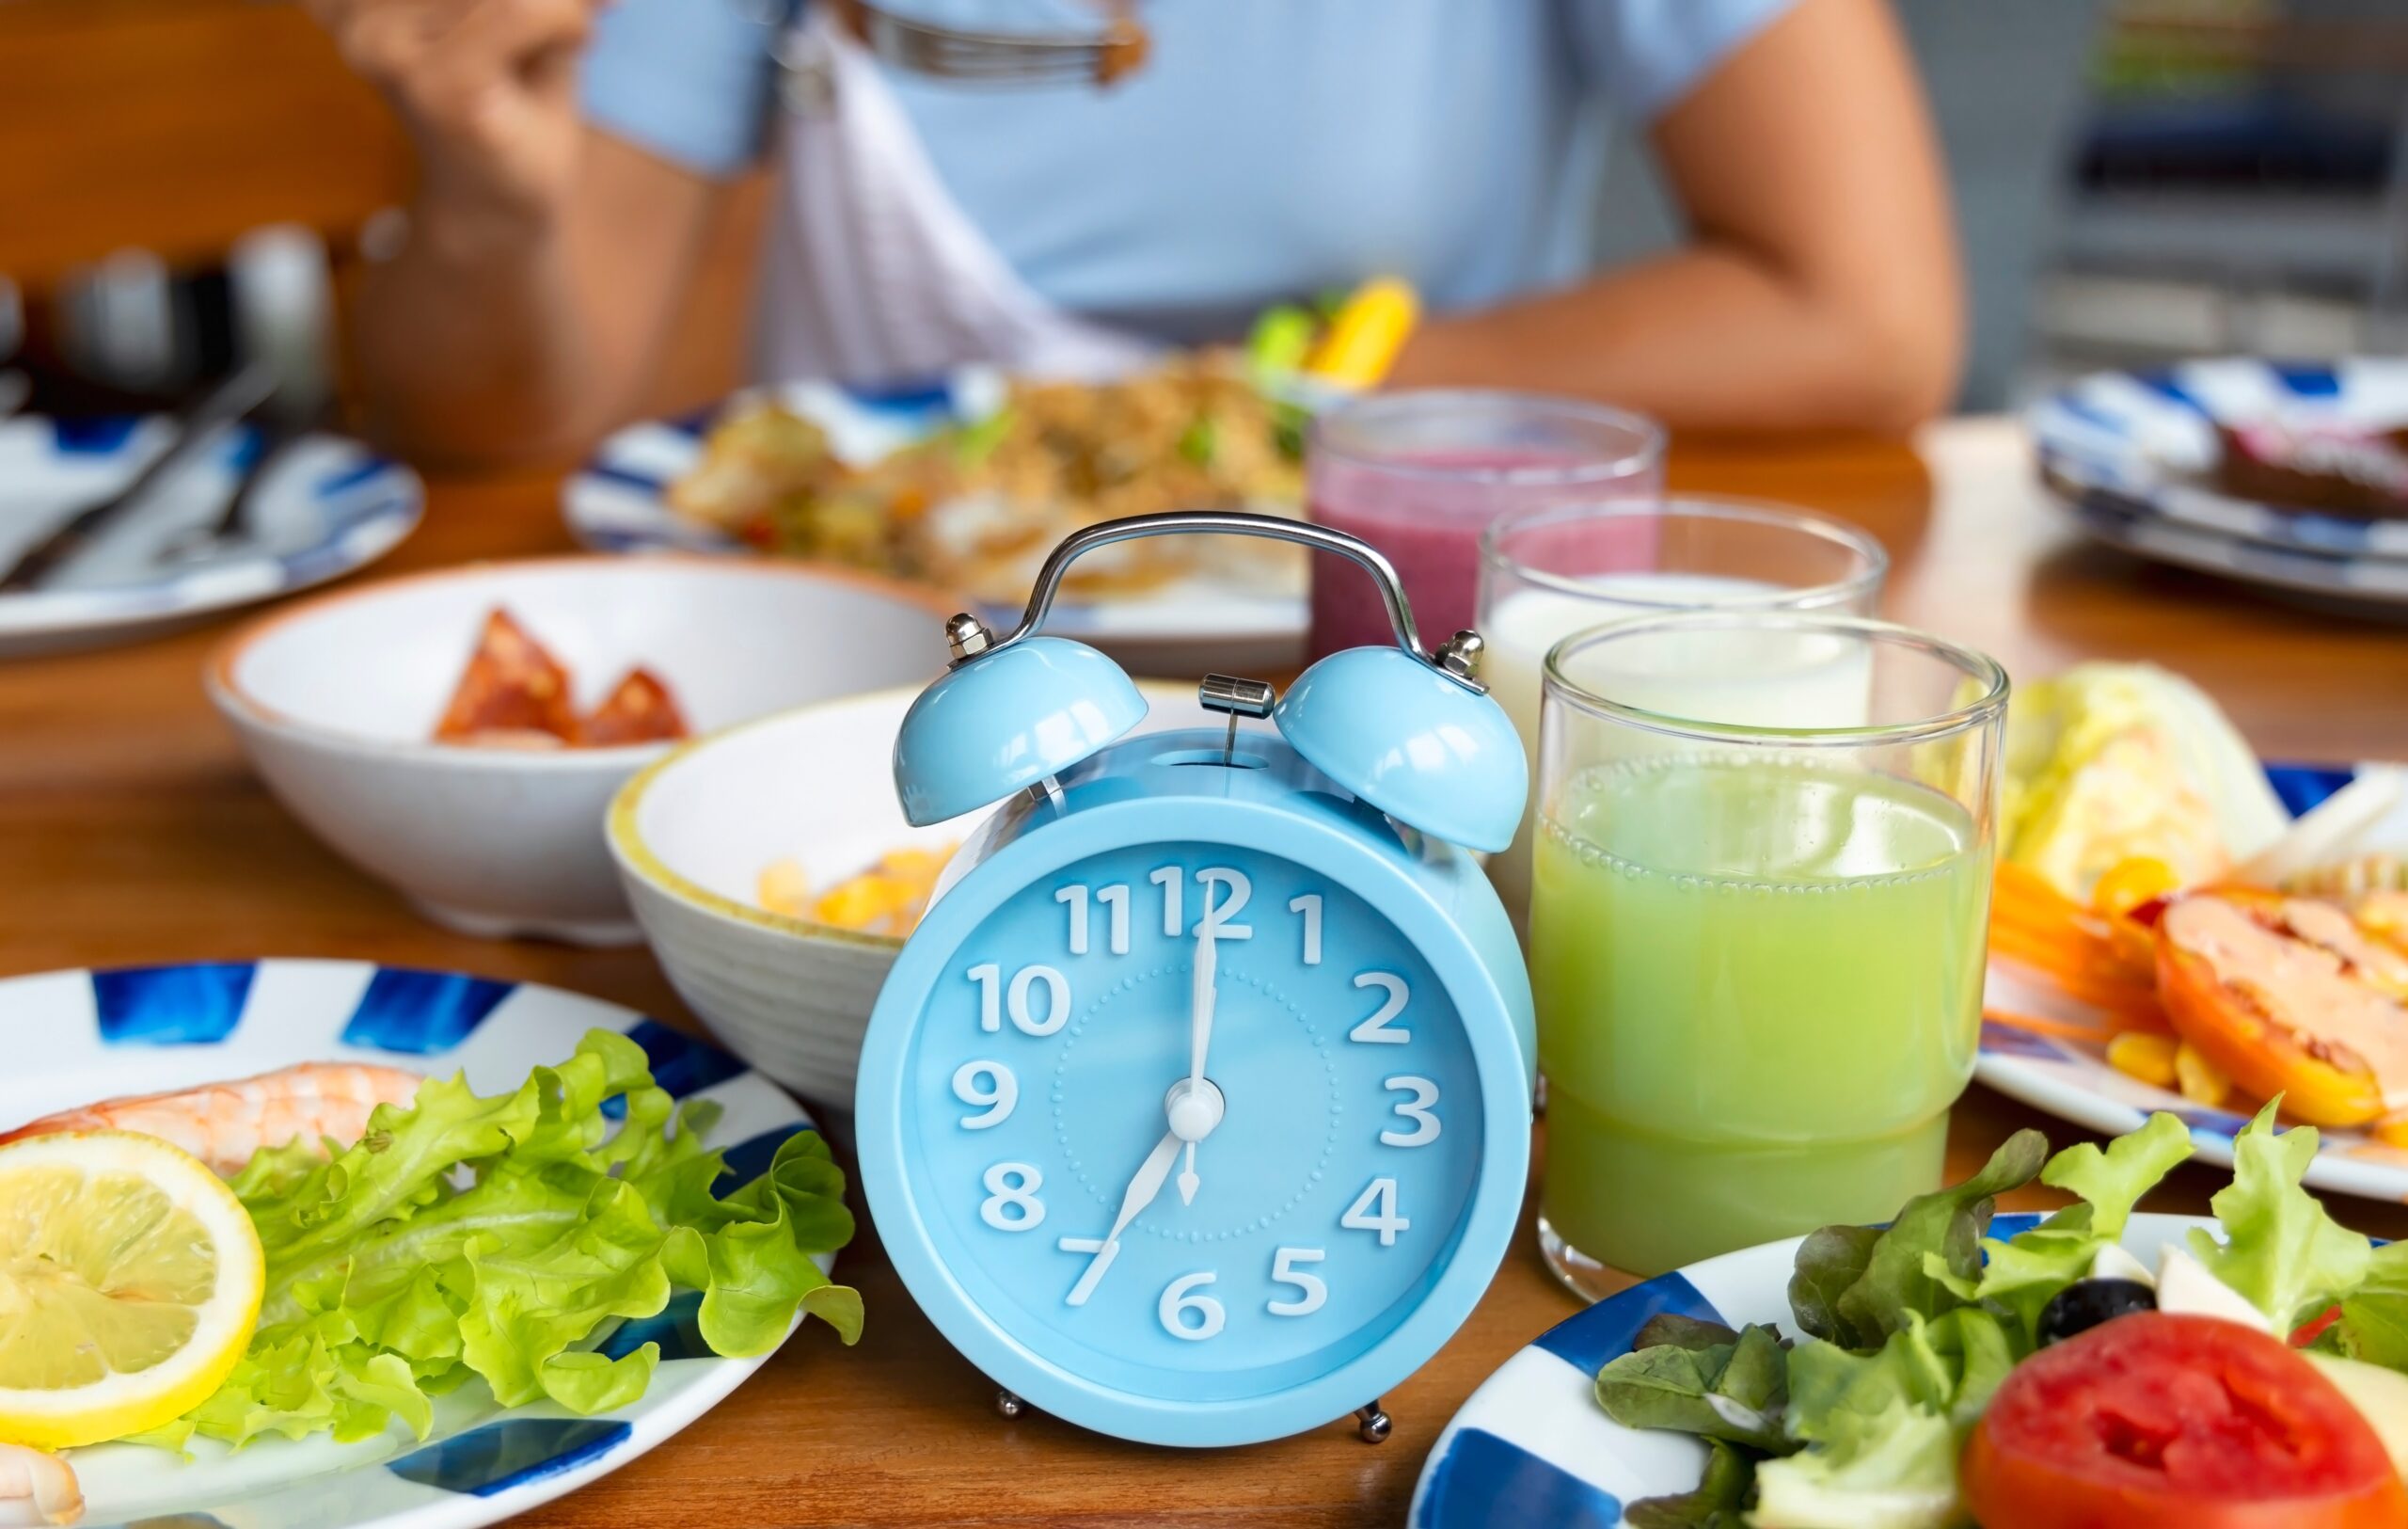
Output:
[582,0,1793,342]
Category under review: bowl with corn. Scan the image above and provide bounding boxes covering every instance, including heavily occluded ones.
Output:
[609,680,1211,1110]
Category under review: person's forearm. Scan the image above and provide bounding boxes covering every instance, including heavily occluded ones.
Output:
[1387,245,1959,438]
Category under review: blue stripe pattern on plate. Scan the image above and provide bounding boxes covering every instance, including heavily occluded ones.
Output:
[2267,764,2354,818]
[599,1290,711,1363]
[93,963,256,1044]
[625,1019,748,1100]
[1534,1270,1723,1376]
[1978,1020,2066,1062]
[51,417,142,454]
[720,1122,811,1187]
[388,1418,629,1498]
[1420,1427,1621,1528]
[341,970,516,1054]
[2175,1107,2255,1140]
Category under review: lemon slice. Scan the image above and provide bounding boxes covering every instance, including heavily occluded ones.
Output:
[0,1131,264,1448]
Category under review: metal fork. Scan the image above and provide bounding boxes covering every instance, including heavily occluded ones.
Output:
[848,0,1148,88]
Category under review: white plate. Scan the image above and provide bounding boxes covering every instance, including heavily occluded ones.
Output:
[1975,760,2408,1202]
[2030,358,2408,610]
[0,958,827,1529]
[1411,1211,2211,1528]
[562,370,1308,674]
[0,417,422,658]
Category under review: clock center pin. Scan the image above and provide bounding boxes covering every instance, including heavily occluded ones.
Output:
[1164,1077,1225,1142]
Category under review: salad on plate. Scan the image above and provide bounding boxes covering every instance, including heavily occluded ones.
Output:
[0,1030,860,1526]
[1595,1106,2408,1527]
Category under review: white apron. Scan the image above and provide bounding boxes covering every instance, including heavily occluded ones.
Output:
[755,7,1159,387]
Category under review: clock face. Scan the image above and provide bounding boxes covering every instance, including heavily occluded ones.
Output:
[894,841,1486,1407]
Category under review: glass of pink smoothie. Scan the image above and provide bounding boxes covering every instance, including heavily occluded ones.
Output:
[1306,392,1664,659]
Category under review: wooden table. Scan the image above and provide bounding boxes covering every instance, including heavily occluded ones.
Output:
[5,420,2407,1526]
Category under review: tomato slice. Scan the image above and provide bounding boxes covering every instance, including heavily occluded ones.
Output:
[1964,1313,2408,1529]
[432,610,578,744]
[2155,891,2388,1128]
[577,668,689,747]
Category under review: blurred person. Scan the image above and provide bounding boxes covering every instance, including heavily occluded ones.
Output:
[312,0,1962,466]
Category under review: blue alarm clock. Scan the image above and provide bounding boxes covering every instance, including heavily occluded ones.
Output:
[856,511,1534,1448]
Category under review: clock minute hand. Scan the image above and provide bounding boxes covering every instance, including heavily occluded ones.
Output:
[1178,924,1217,1205]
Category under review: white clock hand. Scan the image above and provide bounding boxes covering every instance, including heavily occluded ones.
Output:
[1064,1127,1183,1308]
[1177,924,1217,1206]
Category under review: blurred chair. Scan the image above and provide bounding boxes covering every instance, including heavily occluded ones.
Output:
[1589,0,2109,413]
[0,0,765,435]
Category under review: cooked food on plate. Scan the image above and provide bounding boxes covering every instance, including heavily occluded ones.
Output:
[0,1032,859,1524]
[757,842,955,937]
[1988,661,2408,1136]
[1594,1107,2408,1528]
[0,1059,421,1175]
[2214,417,2408,518]
[433,609,689,749]
[667,354,1309,607]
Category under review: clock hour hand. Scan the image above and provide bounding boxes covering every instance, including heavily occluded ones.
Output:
[1177,924,1218,1206]
[1063,1127,1183,1308]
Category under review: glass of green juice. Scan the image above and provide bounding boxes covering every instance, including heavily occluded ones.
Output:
[1530,611,2008,1294]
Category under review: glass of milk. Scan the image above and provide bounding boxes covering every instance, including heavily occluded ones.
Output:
[1478,498,1889,924]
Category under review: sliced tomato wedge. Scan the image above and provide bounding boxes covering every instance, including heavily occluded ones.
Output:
[577,667,689,747]
[432,610,578,744]
[1963,1313,2408,1529]
[2155,889,2389,1128]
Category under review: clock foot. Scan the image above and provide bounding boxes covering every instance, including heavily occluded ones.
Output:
[1353,1401,1391,1443]
[995,1389,1027,1421]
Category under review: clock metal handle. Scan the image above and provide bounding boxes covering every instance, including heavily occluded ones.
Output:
[951,510,1481,687]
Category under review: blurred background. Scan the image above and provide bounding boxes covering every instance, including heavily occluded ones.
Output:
[3,0,2402,434]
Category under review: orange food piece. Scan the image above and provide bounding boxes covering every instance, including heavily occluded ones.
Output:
[2154,890,2390,1128]
[433,610,578,744]
[578,667,689,747]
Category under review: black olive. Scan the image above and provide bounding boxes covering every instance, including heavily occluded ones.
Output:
[2036,1278,2158,1346]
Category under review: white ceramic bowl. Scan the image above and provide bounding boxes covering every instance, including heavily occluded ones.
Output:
[208,555,954,945]
[610,682,1212,1109]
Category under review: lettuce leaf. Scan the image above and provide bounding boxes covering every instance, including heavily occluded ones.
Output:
[154,1029,859,1450]
[1786,1130,2046,1349]
[2188,1099,2370,1329]
[1941,1110,2192,1346]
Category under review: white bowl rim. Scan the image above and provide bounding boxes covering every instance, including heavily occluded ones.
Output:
[205,552,961,772]
[607,681,933,954]
[608,677,1205,954]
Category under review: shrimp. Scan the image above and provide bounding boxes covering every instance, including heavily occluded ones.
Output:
[0,1061,424,1177]
[0,1443,80,1526]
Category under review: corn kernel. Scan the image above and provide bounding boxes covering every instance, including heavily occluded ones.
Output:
[2093,855,2181,919]
[814,875,914,931]
[756,856,811,918]
[2174,1041,2231,1108]
[879,845,954,886]
[2107,1032,2180,1091]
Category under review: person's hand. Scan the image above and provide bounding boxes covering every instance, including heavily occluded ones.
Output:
[309,0,602,232]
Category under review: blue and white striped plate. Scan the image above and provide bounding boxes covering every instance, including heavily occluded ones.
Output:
[563,369,1309,669]
[1411,1212,2209,1528]
[2030,358,2408,607]
[1972,760,2408,1203]
[0,958,826,1529]
[0,418,423,659]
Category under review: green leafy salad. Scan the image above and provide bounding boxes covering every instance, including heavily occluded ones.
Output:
[1595,1102,2408,1527]
[145,1028,860,1450]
